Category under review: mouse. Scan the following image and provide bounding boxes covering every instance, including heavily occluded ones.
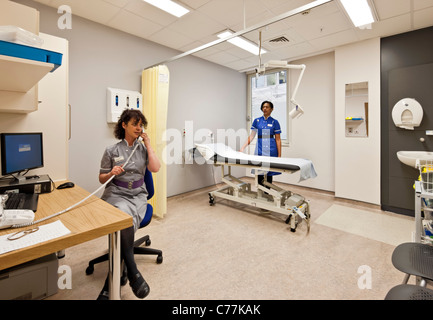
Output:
[57,182,75,189]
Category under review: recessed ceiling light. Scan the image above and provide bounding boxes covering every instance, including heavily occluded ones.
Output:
[217,30,267,56]
[340,0,375,27]
[142,0,189,18]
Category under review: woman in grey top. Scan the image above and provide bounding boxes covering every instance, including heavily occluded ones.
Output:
[97,109,160,300]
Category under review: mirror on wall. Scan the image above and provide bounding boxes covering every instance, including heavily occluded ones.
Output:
[345,81,369,137]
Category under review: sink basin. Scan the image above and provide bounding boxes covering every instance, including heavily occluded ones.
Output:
[397,151,433,168]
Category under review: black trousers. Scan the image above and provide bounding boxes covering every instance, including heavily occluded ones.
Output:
[258,175,273,188]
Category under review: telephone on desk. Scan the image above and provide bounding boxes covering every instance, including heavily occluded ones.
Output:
[0,194,34,229]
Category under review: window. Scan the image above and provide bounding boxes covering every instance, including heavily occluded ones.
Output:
[247,69,288,141]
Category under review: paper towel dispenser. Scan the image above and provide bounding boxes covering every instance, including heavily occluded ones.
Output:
[392,98,423,130]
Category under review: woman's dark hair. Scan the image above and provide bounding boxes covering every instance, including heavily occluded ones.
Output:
[261,100,274,111]
[114,109,147,140]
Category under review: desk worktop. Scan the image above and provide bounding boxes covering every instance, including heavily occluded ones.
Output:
[0,183,132,270]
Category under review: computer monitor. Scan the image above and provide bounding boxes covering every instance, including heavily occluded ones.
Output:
[0,132,44,181]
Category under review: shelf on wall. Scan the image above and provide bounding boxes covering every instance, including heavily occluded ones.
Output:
[0,40,62,93]
[0,40,63,113]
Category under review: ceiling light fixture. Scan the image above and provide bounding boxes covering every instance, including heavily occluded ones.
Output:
[142,0,189,18]
[217,30,267,56]
[340,0,375,27]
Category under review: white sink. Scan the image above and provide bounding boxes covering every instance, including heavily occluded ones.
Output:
[397,151,433,168]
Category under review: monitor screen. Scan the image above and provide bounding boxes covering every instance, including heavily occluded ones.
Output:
[1,132,44,176]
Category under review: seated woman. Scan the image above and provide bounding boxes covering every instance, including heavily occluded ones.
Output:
[97,109,160,300]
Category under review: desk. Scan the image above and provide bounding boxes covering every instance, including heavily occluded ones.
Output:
[0,183,132,300]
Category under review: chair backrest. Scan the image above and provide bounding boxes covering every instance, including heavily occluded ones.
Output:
[140,168,154,229]
[144,168,154,200]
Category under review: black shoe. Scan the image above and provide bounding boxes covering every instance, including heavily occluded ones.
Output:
[121,266,128,286]
[129,272,150,299]
[97,290,109,300]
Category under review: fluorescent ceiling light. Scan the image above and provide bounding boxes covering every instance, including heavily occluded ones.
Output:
[340,0,375,27]
[217,30,266,56]
[143,0,189,18]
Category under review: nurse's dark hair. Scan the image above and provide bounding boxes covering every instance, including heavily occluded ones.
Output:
[261,100,274,111]
[114,109,147,140]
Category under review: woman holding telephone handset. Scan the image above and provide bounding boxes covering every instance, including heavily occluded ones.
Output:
[98,109,160,300]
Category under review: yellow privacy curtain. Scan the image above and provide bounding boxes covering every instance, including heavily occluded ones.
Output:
[142,65,169,218]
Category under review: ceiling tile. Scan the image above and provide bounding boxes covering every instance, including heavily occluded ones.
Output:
[107,10,163,38]
[168,10,225,39]
[48,0,120,25]
[373,0,411,20]
[413,6,433,29]
[29,0,433,71]
[204,50,239,65]
[309,28,358,51]
[197,0,268,28]
[355,14,412,39]
[291,11,352,41]
[413,0,433,10]
[102,0,130,8]
[264,0,320,15]
[124,0,178,26]
[179,0,212,10]
[225,58,259,71]
[271,41,317,61]
[148,27,195,50]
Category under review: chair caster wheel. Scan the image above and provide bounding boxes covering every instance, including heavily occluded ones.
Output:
[157,255,163,264]
[85,265,94,275]
[146,239,151,246]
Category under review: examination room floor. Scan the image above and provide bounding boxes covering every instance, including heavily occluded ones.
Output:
[48,178,426,300]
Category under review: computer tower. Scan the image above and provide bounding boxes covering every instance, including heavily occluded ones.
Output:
[0,253,58,300]
[0,174,51,194]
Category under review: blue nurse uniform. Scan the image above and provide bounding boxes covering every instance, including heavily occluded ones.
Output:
[251,115,282,176]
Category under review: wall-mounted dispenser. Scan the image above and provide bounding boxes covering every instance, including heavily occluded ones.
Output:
[107,87,142,123]
[392,98,423,130]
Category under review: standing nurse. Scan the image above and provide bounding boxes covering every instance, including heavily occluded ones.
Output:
[240,100,282,186]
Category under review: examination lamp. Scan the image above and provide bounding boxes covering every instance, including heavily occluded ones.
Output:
[260,60,306,119]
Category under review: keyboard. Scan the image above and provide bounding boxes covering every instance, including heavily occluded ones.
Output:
[4,193,39,211]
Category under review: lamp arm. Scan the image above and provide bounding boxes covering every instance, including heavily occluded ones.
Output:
[259,61,306,119]
[287,64,306,108]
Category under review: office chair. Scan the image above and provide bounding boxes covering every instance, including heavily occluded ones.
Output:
[391,242,433,287]
[385,284,433,300]
[85,169,163,281]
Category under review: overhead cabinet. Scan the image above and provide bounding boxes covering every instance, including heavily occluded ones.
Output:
[0,40,62,89]
[0,0,63,113]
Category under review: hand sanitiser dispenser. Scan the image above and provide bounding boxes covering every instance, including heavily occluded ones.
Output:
[392,98,423,130]
[107,87,142,123]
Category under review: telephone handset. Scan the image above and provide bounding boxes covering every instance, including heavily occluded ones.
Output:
[138,128,145,142]
[0,208,34,229]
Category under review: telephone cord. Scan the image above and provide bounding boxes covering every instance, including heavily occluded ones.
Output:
[12,138,143,228]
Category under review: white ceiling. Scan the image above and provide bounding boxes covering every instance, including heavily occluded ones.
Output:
[33,0,433,72]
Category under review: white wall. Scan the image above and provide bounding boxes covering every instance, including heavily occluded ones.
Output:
[165,56,246,196]
[335,38,381,205]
